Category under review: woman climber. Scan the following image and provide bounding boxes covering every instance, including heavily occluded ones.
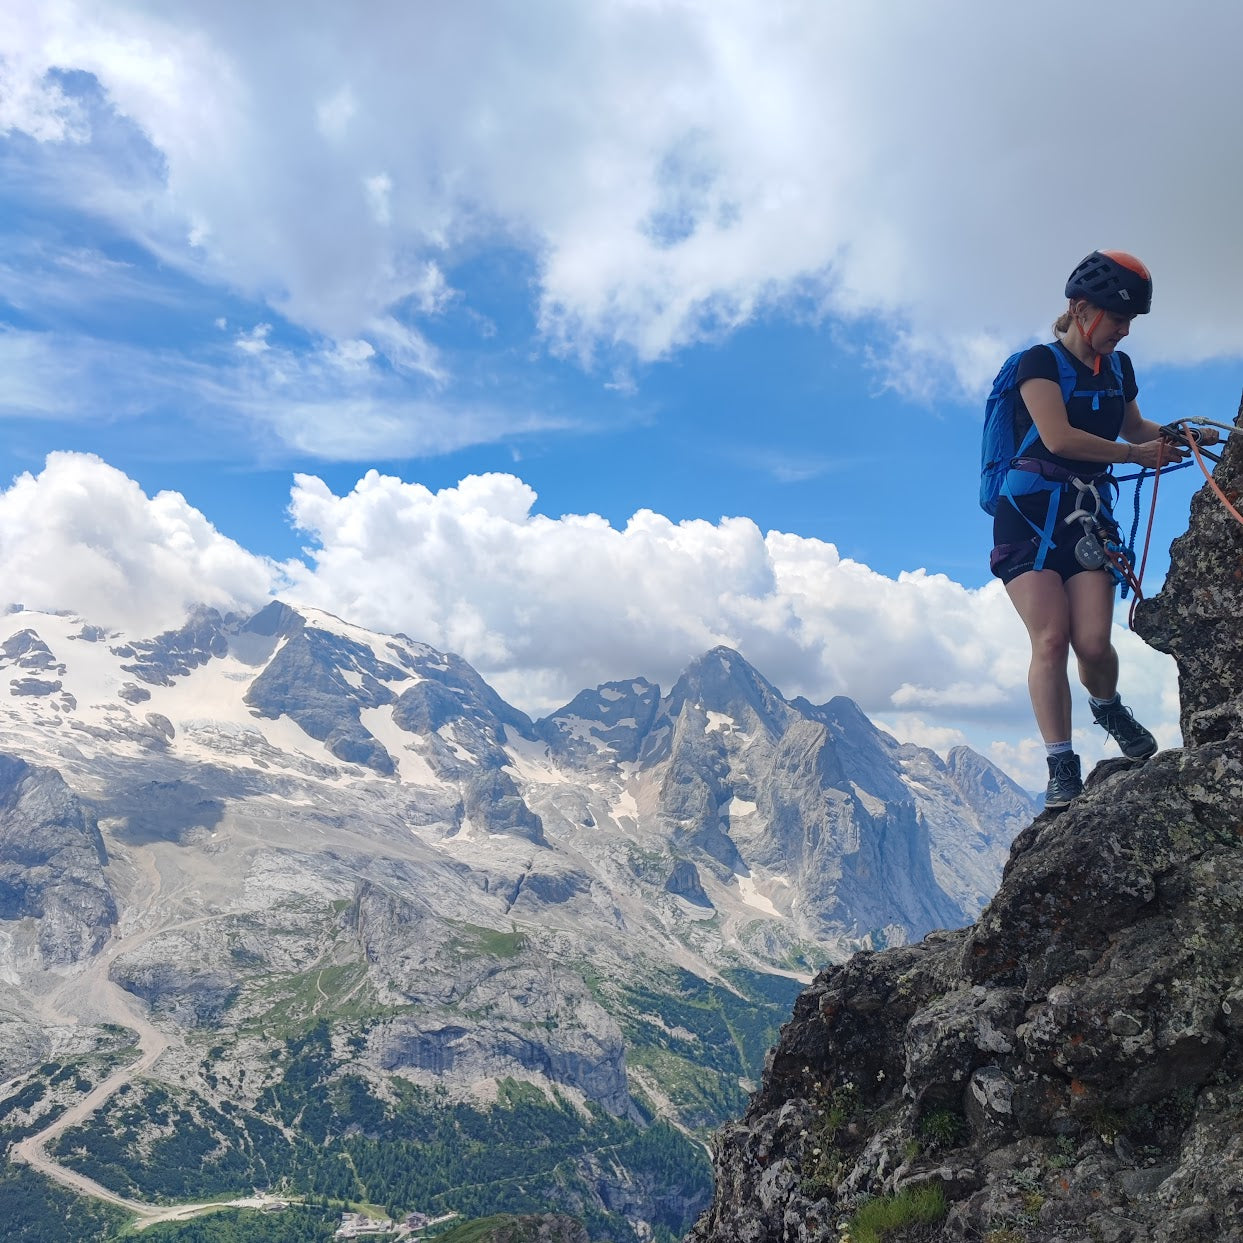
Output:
[989,250,1220,808]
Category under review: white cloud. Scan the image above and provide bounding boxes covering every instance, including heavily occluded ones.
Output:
[890,682,1011,712]
[2,1,1240,385]
[0,328,83,416]
[316,86,356,143]
[234,323,271,355]
[0,453,278,632]
[877,715,972,759]
[364,173,393,227]
[0,7,91,144]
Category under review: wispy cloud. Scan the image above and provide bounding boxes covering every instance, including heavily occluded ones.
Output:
[732,447,865,484]
[3,1,1240,395]
[0,324,575,460]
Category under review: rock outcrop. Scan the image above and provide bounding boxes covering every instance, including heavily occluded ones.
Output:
[0,752,116,964]
[687,400,1243,1243]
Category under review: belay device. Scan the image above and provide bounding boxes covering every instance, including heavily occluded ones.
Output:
[1063,476,1130,581]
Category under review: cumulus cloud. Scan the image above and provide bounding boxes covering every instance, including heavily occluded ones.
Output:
[2,0,1240,389]
[0,452,278,632]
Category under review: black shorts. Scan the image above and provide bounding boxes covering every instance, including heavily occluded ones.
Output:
[990,489,1115,586]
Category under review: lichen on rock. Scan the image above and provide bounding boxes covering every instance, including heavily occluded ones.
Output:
[687,397,1243,1243]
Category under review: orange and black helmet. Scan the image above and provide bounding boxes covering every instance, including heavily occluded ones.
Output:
[1065,250,1152,315]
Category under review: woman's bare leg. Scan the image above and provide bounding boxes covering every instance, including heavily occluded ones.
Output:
[1066,569,1118,698]
[1004,569,1073,743]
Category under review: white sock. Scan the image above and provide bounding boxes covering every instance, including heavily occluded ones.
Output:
[1045,741,1074,757]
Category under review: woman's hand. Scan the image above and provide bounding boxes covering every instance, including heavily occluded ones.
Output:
[1166,423,1221,448]
[1128,437,1188,469]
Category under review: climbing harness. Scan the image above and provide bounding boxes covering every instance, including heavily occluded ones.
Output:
[1061,474,1139,594]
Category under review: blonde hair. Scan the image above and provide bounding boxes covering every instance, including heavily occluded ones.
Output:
[1053,309,1072,337]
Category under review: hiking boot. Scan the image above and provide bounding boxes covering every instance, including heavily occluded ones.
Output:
[1045,752,1083,810]
[1090,696,1157,761]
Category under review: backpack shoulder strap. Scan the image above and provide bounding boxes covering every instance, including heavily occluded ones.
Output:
[1045,340,1079,402]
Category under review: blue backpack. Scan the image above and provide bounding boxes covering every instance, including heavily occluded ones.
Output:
[979,342,1123,515]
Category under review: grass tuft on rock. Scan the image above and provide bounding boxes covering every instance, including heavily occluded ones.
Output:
[844,1183,947,1243]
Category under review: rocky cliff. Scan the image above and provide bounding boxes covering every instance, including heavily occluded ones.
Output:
[687,400,1243,1243]
[0,753,115,968]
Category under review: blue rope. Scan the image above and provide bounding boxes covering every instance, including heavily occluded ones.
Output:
[1119,469,1150,600]
[1112,460,1196,484]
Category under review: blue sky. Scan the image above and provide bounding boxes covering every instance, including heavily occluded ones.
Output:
[1,1,1240,788]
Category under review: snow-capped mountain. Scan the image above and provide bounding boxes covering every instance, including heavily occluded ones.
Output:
[0,601,1033,1116]
[0,600,1029,963]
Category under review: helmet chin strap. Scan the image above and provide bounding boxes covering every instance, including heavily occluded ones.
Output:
[1074,307,1107,374]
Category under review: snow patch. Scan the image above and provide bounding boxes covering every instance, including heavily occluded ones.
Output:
[735,873,781,917]
[359,707,438,785]
[550,715,596,743]
[612,788,639,823]
[505,734,564,784]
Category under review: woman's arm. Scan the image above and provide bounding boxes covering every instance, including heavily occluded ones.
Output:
[1019,381,1186,470]
[1119,401,1164,445]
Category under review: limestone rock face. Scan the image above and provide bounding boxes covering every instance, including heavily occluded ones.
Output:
[687,400,1243,1243]
[540,678,661,766]
[0,752,116,964]
[244,619,404,775]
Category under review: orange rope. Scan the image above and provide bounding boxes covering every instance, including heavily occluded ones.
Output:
[1124,439,1167,627]
[1187,431,1243,527]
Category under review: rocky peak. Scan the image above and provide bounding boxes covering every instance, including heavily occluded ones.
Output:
[236,602,537,777]
[661,646,792,741]
[110,605,234,685]
[538,677,661,765]
[2,629,64,673]
[688,400,1243,1242]
[400,645,536,744]
[243,616,406,775]
[939,745,1037,842]
[242,598,306,639]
